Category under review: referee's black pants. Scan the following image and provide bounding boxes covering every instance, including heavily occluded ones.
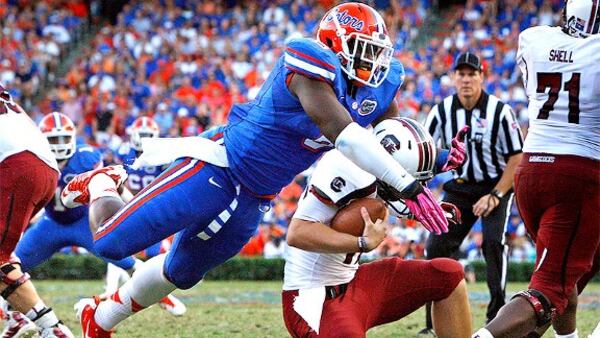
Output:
[426,179,513,322]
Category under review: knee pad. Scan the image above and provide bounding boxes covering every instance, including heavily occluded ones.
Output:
[0,264,30,299]
[511,289,555,327]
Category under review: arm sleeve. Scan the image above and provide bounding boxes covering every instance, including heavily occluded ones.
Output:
[499,105,524,156]
[335,122,416,193]
[516,31,529,89]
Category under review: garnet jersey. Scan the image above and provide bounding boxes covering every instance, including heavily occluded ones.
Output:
[115,143,164,194]
[224,37,404,196]
[45,144,101,224]
[0,99,58,171]
[517,26,600,160]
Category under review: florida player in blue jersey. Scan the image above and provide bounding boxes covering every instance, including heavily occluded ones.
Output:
[1,112,137,335]
[61,3,463,336]
[104,116,186,317]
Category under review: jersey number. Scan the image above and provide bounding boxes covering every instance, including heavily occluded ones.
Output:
[303,135,334,152]
[128,174,155,192]
[536,72,580,124]
[343,252,362,265]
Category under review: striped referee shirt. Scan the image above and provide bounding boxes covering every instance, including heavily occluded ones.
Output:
[425,91,524,183]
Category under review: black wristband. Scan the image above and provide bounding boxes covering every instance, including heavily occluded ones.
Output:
[490,189,504,200]
[357,236,368,252]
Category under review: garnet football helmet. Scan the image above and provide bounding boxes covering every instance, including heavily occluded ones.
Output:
[563,0,600,38]
[130,116,159,151]
[317,2,394,88]
[39,112,76,160]
[373,117,437,181]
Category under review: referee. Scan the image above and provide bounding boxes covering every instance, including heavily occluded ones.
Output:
[421,52,524,333]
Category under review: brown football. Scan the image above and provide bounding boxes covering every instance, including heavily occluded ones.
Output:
[330,198,387,237]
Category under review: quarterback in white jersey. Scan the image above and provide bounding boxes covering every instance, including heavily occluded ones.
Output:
[282,118,472,338]
[474,2,600,338]
[0,85,74,337]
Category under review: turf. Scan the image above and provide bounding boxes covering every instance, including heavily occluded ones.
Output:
[30,280,599,337]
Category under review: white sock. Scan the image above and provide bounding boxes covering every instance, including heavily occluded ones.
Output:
[555,329,578,338]
[94,254,176,330]
[104,263,128,295]
[25,301,59,329]
[89,174,120,202]
[472,328,494,338]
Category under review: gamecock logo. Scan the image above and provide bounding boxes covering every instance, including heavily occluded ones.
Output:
[380,134,401,154]
[330,176,346,193]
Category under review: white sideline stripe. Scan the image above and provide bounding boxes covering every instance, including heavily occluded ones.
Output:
[197,185,241,240]
[98,160,198,233]
[284,53,335,81]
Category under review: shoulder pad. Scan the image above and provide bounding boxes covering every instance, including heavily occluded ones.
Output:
[284,38,340,84]
[309,150,376,206]
[75,144,102,170]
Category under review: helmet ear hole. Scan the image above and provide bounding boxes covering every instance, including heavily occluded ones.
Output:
[325,38,333,48]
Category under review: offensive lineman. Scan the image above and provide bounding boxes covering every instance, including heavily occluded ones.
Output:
[0,87,74,337]
[473,1,599,337]
[283,118,472,338]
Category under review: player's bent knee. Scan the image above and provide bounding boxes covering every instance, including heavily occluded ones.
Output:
[94,237,129,261]
[430,258,465,298]
[163,269,203,290]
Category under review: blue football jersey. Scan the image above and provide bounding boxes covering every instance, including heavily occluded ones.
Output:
[224,37,404,196]
[115,143,165,194]
[45,145,102,224]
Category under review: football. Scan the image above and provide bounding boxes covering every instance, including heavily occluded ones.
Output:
[330,198,388,237]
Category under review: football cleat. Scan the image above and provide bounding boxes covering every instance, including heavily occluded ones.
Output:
[39,322,75,338]
[416,328,437,337]
[0,311,36,338]
[61,166,128,208]
[158,295,187,317]
[74,298,113,338]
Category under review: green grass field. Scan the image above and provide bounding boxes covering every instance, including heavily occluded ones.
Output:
[32,280,599,338]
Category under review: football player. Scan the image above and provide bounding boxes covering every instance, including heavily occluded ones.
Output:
[2,112,137,336]
[0,89,74,337]
[283,117,471,338]
[104,116,186,316]
[473,1,599,338]
[61,3,454,336]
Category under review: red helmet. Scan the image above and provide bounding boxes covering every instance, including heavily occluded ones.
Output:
[317,2,394,88]
[39,112,77,160]
[130,116,159,151]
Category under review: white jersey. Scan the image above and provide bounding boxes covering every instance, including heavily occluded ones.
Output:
[283,150,409,290]
[517,26,600,160]
[0,102,58,171]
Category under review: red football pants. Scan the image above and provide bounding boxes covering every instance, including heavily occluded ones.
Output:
[282,257,464,338]
[0,151,57,262]
[515,153,600,314]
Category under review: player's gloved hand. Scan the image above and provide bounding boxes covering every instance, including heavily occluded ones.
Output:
[402,181,449,235]
[360,207,388,251]
[441,125,469,172]
[440,202,462,226]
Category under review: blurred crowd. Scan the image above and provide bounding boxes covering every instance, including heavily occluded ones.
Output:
[1,0,556,267]
[0,0,90,112]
